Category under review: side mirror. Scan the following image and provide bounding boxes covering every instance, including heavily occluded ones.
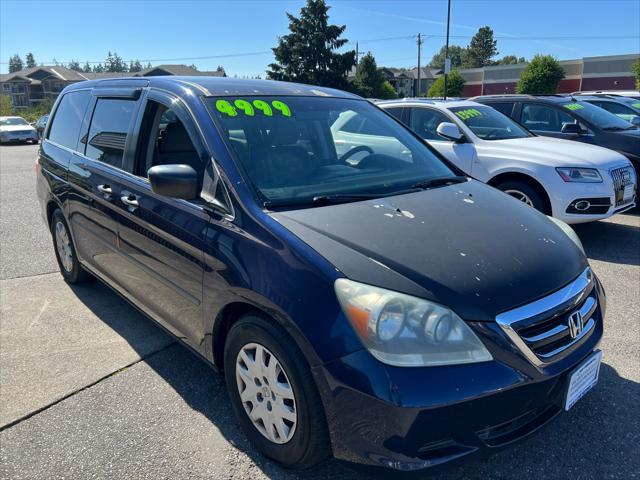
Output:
[561,123,584,135]
[630,116,640,127]
[436,122,463,141]
[148,164,199,200]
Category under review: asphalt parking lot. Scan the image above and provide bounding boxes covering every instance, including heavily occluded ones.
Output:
[0,143,638,480]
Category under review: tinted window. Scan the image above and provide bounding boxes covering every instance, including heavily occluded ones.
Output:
[385,107,405,120]
[85,99,136,168]
[47,90,91,149]
[559,101,634,130]
[207,96,453,206]
[489,102,515,117]
[449,105,531,140]
[409,108,452,140]
[589,101,634,115]
[520,104,575,132]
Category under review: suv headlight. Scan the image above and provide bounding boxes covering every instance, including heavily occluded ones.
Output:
[548,216,585,254]
[556,167,602,183]
[335,279,493,367]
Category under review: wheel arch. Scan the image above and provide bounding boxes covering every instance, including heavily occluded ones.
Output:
[487,171,552,215]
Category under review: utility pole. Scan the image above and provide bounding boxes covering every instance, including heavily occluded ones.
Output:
[443,0,452,100]
[416,33,423,97]
[355,42,359,63]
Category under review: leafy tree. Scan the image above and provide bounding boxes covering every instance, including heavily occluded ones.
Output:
[428,69,466,97]
[68,60,81,71]
[267,0,356,89]
[25,53,36,68]
[82,61,92,72]
[465,26,498,68]
[129,59,143,72]
[516,54,565,94]
[0,95,13,116]
[497,55,526,65]
[9,54,23,73]
[632,58,640,90]
[429,45,466,70]
[377,80,398,100]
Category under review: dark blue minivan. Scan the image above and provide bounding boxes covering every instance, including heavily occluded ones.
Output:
[37,77,605,472]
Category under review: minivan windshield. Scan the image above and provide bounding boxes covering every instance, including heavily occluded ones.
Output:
[448,105,531,140]
[207,96,456,206]
[0,117,29,126]
[561,101,637,131]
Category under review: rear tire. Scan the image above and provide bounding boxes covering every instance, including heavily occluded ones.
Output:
[224,314,331,469]
[50,209,91,284]
[496,180,549,214]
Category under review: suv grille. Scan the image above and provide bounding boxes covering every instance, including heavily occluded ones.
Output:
[496,268,598,367]
[611,166,635,207]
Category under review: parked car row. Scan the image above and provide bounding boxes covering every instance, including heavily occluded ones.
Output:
[36,76,628,474]
[378,95,637,224]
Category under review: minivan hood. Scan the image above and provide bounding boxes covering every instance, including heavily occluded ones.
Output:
[271,180,587,321]
[477,136,630,169]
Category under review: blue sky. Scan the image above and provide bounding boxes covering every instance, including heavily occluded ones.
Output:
[1,0,639,76]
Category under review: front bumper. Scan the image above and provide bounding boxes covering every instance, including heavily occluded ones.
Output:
[314,276,605,472]
[0,131,38,143]
[550,165,636,224]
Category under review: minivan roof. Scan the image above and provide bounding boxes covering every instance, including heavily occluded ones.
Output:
[65,76,361,99]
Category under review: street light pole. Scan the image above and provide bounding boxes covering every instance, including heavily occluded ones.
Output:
[443,0,451,100]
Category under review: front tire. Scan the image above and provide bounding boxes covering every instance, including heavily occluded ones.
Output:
[50,209,91,284]
[496,180,549,214]
[224,315,331,469]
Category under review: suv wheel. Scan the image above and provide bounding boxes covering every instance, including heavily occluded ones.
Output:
[224,314,331,469]
[50,209,91,284]
[497,180,548,214]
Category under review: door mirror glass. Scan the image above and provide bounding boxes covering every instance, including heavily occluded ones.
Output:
[436,122,463,141]
[148,164,199,200]
[560,123,583,134]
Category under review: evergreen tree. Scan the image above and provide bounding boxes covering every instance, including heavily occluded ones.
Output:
[105,51,127,72]
[429,45,466,70]
[516,55,565,94]
[25,53,36,68]
[82,61,92,72]
[93,64,105,73]
[68,60,82,71]
[353,52,381,97]
[498,55,526,65]
[428,70,466,97]
[129,59,143,72]
[9,54,23,73]
[267,0,356,89]
[465,26,498,68]
[632,58,640,91]
[145,62,152,69]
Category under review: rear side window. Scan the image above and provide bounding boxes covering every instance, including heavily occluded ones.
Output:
[520,104,575,132]
[47,90,91,150]
[84,99,136,168]
[489,102,515,117]
[385,107,405,121]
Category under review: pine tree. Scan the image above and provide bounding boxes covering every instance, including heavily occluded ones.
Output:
[9,54,23,73]
[68,60,81,71]
[25,53,36,68]
[129,59,142,72]
[267,0,356,89]
[82,62,92,72]
[465,26,498,68]
[93,64,105,73]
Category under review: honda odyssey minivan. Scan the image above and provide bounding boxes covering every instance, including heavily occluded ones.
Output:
[37,77,605,472]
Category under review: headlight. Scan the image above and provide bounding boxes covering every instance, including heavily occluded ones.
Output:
[334,279,493,367]
[548,216,585,254]
[556,167,602,183]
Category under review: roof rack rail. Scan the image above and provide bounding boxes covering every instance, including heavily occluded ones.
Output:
[468,94,535,100]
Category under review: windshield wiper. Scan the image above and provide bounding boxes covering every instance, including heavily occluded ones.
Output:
[411,175,468,190]
[311,193,392,205]
[603,125,636,131]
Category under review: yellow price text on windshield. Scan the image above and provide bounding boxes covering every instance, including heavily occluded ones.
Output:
[454,109,483,120]
[564,103,584,111]
[216,99,292,117]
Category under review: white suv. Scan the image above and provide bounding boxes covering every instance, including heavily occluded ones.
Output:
[372,99,637,224]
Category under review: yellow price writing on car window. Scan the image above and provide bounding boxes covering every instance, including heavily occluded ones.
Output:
[564,103,584,111]
[216,99,292,117]
[454,109,483,120]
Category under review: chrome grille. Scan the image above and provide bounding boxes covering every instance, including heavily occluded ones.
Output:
[611,166,635,207]
[496,268,598,367]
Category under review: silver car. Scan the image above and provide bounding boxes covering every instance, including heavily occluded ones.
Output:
[0,116,38,144]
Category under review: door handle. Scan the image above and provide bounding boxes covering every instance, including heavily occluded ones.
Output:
[97,184,112,194]
[121,194,139,208]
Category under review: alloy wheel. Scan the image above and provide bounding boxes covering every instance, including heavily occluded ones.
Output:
[504,189,534,207]
[235,342,297,444]
[54,221,74,273]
